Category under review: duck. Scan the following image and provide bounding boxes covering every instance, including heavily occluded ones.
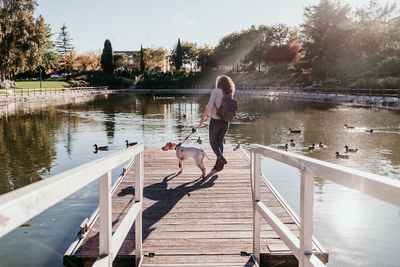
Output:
[318,142,326,148]
[289,128,301,134]
[289,139,296,147]
[336,152,349,159]
[365,129,373,133]
[344,124,355,129]
[197,137,203,144]
[277,144,288,150]
[125,140,137,148]
[93,144,109,151]
[308,144,316,151]
[344,145,358,153]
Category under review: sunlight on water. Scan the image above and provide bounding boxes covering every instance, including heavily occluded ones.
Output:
[0,93,399,266]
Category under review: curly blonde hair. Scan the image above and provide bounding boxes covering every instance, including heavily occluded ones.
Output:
[216,75,235,95]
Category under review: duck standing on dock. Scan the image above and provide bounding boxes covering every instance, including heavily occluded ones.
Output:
[336,152,349,159]
[289,128,301,134]
[344,145,358,153]
[93,144,109,152]
[277,144,288,150]
[125,140,137,148]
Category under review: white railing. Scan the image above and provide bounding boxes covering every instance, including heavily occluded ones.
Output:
[250,144,400,267]
[0,144,144,267]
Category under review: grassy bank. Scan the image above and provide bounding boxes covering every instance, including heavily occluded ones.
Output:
[16,80,69,89]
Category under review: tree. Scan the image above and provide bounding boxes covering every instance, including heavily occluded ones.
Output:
[143,47,166,71]
[40,24,59,72]
[170,38,183,70]
[140,45,145,73]
[264,43,300,64]
[101,39,114,74]
[56,23,74,57]
[113,53,127,70]
[351,0,398,57]
[301,0,352,76]
[0,0,47,81]
[196,45,215,71]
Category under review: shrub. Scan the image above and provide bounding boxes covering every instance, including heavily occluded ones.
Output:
[376,56,400,77]
[67,71,129,87]
[69,79,89,87]
[268,63,288,74]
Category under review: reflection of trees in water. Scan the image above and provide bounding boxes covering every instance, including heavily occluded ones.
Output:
[0,110,61,194]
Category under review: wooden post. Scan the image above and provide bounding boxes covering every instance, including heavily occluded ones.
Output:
[252,152,261,265]
[135,152,144,267]
[299,170,314,267]
[99,171,112,266]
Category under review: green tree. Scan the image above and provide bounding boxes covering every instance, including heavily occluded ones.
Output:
[40,24,59,71]
[0,0,47,81]
[140,45,145,73]
[55,23,74,73]
[171,38,183,70]
[196,45,215,71]
[143,47,166,71]
[101,39,114,74]
[351,0,398,57]
[56,23,74,57]
[301,0,352,77]
[113,53,127,71]
[181,42,198,70]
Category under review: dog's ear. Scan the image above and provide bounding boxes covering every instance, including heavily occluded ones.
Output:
[168,142,174,150]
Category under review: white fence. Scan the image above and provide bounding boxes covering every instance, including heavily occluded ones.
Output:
[0,144,144,267]
[250,144,400,267]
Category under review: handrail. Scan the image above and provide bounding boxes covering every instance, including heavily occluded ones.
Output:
[250,144,400,267]
[0,144,144,267]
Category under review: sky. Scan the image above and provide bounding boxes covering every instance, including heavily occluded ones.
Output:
[36,0,385,53]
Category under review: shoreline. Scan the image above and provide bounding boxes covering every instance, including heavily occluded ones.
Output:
[1,87,399,113]
[130,88,400,110]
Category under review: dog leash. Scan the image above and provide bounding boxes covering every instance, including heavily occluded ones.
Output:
[175,124,202,150]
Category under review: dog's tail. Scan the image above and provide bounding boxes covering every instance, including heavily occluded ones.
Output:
[201,149,212,160]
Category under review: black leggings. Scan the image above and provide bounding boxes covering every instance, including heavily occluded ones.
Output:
[209,118,229,158]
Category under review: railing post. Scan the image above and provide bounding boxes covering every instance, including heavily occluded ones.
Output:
[252,151,261,265]
[299,169,314,267]
[99,171,112,266]
[135,151,144,267]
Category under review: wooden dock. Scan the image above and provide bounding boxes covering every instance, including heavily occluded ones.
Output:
[64,146,328,267]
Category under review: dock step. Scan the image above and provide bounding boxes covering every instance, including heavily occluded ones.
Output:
[141,254,257,267]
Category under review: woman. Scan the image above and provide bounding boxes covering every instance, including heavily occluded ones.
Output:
[200,75,235,172]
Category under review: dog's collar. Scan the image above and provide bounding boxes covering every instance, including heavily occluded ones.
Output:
[175,143,182,150]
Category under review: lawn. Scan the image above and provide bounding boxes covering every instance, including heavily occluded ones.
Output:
[16,80,69,89]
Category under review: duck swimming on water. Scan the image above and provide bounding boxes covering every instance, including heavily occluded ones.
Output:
[125,140,137,148]
[277,144,288,150]
[308,144,316,151]
[289,139,296,147]
[344,145,358,153]
[344,124,355,129]
[336,152,349,159]
[365,129,373,133]
[93,144,109,151]
[318,142,326,148]
[289,128,301,134]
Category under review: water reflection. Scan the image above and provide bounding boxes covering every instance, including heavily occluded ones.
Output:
[0,93,400,267]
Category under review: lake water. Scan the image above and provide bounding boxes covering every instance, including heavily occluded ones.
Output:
[0,93,399,266]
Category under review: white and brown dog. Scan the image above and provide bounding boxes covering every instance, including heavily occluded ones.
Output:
[161,142,211,177]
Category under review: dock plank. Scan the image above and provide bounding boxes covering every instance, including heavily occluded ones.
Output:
[64,146,328,266]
